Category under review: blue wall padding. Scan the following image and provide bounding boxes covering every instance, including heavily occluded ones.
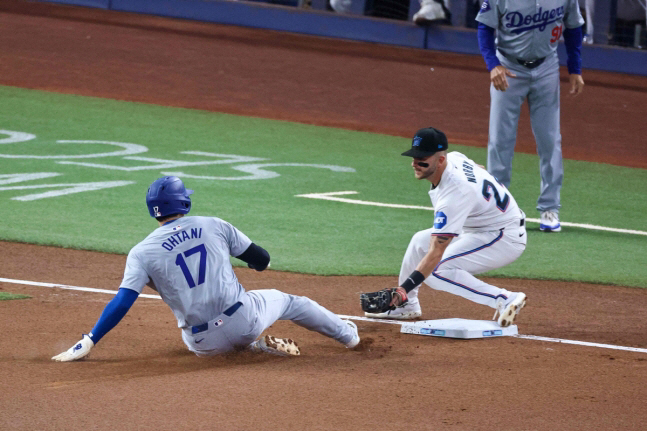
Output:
[34,0,647,76]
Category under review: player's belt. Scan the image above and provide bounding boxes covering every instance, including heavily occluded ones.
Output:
[191,301,243,334]
[498,50,546,69]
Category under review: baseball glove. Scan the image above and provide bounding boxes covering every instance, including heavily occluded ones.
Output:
[360,287,408,314]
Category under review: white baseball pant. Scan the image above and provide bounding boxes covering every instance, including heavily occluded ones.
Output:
[401,221,526,309]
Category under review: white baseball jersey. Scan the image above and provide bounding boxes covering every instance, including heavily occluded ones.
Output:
[476,0,584,60]
[430,152,522,236]
[120,216,252,328]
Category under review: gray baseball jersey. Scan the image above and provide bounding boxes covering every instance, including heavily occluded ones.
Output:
[120,216,252,328]
[476,0,584,60]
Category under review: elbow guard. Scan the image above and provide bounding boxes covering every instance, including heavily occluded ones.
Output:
[236,243,270,271]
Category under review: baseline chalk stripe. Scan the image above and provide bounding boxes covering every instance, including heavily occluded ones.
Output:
[296,191,647,236]
[2,277,646,354]
[0,277,161,300]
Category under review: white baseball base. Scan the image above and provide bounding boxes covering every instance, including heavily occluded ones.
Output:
[400,318,518,339]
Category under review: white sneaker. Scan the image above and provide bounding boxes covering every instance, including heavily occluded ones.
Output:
[540,210,561,232]
[330,0,352,13]
[493,293,527,327]
[413,0,446,24]
[364,299,422,320]
[250,335,300,356]
[344,320,360,348]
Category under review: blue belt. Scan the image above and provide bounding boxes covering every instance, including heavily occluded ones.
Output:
[191,301,243,334]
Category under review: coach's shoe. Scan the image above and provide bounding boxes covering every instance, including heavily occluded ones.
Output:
[364,299,422,320]
[330,0,351,13]
[494,293,527,327]
[539,210,561,232]
[413,0,447,25]
[344,320,360,349]
[250,335,300,356]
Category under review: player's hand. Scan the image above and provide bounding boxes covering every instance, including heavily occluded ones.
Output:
[389,287,408,307]
[569,74,584,96]
[52,334,95,362]
[490,65,516,91]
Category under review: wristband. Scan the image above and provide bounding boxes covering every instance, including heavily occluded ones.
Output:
[400,270,426,293]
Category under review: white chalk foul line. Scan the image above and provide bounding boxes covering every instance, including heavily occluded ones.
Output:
[0,277,161,300]
[3,277,645,354]
[295,191,647,236]
[337,314,647,354]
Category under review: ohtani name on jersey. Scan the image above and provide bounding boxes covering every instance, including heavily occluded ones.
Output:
[505,7,565,34]
[161,228,202,251]
[462,161,477,183]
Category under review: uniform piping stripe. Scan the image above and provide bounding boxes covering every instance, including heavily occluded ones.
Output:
[432,229,507,300]
[432,233,459,237]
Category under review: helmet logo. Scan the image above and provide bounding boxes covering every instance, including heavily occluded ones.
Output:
[153,206,161,217]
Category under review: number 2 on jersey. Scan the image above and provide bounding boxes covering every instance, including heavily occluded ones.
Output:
[482,179,510,212]
[175,244,207,288]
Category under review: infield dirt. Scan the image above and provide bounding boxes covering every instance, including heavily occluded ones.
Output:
[1,2,646,430]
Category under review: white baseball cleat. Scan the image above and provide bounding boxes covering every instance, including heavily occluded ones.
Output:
[494,293,527,327]
[539,210,561,232]
[344,320,360,349]
[364,300,422,320]
[413,0,446,24]
[250,335,300,356]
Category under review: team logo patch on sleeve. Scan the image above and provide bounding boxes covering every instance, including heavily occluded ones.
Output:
[434,211,448,229]
[479,0,491,13]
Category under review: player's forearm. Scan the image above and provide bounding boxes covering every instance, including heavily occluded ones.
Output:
[415,247,444,279]
[563,25,583,75]
[88,288,138,344]
[477,23,501,72]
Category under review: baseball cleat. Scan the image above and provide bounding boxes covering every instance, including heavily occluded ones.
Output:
[344,320,360,349]
[364,300,422,320]
[413,0,447,25]
[539,210,561,232]
[496,293,527,327]
[251,335,300,356]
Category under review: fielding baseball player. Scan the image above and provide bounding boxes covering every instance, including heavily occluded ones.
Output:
[360,128,527,326]
[53,176,359,361]
[476,0,585,232]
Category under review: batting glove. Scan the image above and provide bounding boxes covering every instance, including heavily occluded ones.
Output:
[52,334,95,362]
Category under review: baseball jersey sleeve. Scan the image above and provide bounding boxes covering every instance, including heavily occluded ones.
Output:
[219,220,253,257]
[431,188,474,237]
[119,248,150,293]
[475,0,500,29]
[564,0,585,28]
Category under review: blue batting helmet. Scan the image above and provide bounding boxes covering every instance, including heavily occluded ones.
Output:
[146,176,194,218]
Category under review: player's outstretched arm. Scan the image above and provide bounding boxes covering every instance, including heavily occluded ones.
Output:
[52,288,139,362]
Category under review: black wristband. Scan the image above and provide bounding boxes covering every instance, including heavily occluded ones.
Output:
[400,270,426,293]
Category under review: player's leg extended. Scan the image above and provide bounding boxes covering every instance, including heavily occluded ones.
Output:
[247,289,357,346]
[427,228,526,309]
[528,54,562,213]
[487,57,529,187]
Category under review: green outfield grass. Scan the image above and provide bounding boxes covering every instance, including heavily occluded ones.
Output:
[1,85,645,287]
[0,292,31,301]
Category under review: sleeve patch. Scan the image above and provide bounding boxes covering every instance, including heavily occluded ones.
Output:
[479,0,492,13]
[434,211,448,229]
